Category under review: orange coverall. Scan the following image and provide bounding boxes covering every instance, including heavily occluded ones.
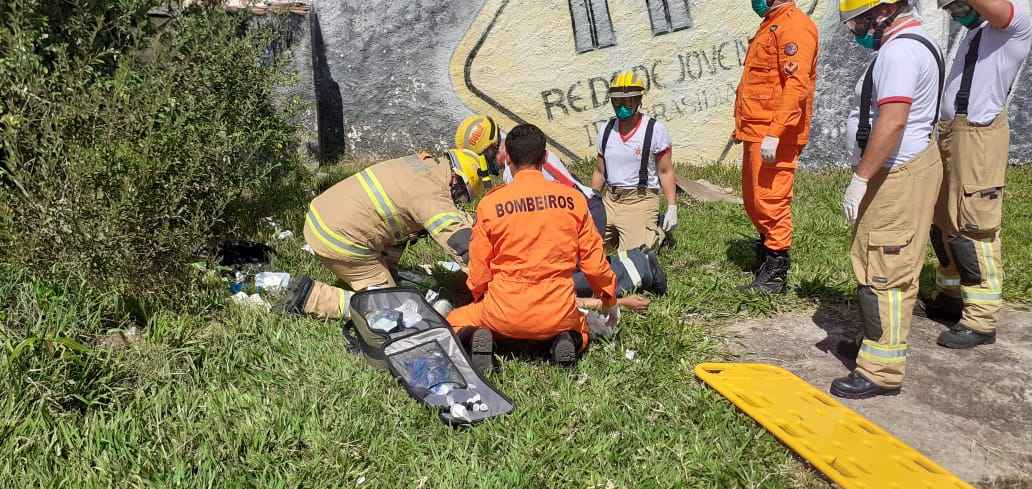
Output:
[734,2,818,251]
[447,169,617,349]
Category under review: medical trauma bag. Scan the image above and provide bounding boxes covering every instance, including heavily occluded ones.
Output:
[346,287,514,426]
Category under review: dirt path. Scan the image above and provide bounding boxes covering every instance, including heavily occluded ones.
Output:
[723,305,1032,485]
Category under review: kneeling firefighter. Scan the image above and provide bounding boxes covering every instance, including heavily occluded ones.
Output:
[447,124,618,372]
[456,114,607,237]
[281,149,493,319]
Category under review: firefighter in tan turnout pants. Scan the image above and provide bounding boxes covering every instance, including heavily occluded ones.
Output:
[281,150,491,319]
[925,0,1032,348]
[831,0,945,399]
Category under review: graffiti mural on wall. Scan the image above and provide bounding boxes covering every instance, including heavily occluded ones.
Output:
[451,0,826,163]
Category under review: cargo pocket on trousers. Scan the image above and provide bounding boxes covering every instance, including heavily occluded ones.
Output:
[866,229,915,290]
[959,184,1004,234]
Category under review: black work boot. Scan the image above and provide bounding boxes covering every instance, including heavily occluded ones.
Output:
[645,249,668,295]
[918,294,963,325]
[830,371,900,399]
[469,328,495,376]
[275,276,313,315]
[937,325,996,349]
[750,235,768,273]
[740,250,790,294]
[550,331,580,366]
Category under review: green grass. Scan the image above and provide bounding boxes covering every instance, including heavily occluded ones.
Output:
[2,165,1030,488]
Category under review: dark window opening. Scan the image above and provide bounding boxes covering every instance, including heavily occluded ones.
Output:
[569,0,617,53]
[647,0,693,35]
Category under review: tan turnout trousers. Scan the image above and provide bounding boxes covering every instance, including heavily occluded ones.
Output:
[932,113,1008,333]
[603,187,664,252]
[301,154,473,319]
[851,144,943,388]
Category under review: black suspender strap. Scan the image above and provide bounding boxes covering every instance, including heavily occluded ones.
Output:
[638,118,657,189]
[856,33,944,156]
[600,117,616,183]
[897,33,945,128]
[856,58,877,155]
[955,28,984,116]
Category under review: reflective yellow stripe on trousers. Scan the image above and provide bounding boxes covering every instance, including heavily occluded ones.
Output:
[357,169,404,241]
[961,239,1003,305]
[305,205,375,258]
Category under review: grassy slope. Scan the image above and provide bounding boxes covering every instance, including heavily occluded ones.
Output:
[2,165,1029,488]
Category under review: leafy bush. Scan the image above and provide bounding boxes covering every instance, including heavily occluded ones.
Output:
[0,0,307,302]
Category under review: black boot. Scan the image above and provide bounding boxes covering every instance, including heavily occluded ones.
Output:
[645,249,668,295]
[275,276,313,315]
[750,235,767,273]
[918,294,963,325]
[937,325,996,349]
[740,250,790,294]
[830,371,900,399]
[550,331,581,366]
[468,327,495,375]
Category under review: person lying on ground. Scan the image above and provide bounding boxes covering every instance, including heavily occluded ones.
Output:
[447,123,618,373]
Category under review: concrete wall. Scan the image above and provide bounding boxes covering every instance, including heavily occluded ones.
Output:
[303,0,1032,166]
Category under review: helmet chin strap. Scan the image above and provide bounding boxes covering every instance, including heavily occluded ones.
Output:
[873,9,906,50]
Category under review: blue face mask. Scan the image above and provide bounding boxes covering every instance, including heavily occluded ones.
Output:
[854,33,877,50]
[751,0,769,17]
[615,105,636,120]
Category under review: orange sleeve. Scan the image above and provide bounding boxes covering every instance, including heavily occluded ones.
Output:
[464,202,494,300]
[574,194,616,307]
[768,20,818,138]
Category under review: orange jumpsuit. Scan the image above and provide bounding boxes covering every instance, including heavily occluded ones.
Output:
[447,169,616,349]
[734,2,818,251]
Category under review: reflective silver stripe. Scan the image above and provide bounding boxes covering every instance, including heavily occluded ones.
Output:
[425,212,463,235]
[305,208,375,258]
[358,170,403,241]
[961,287,1003,303]
[618,251,642,288]
[859,340,908,363]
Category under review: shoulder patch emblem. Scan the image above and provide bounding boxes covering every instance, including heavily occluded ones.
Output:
[785,42,798,56]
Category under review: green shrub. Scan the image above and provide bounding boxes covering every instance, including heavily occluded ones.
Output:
[0,0,308,303]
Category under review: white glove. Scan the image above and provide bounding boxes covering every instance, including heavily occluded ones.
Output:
[662,205,678,231]
[760,135,780,163]
[842,173,869,225]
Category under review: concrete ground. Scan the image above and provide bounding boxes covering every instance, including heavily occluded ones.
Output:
[722,304,1032,487]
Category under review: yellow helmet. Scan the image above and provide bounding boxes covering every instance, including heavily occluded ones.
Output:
[454,115,500,155]
[839,0,903,22]
[447,148,491,199]
[609,70,646,98]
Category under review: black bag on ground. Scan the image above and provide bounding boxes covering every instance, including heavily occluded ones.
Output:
[346,287,513,426]
[573,247,667,297]
[383,327,514,426]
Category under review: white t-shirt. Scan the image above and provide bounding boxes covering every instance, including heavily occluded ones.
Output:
[596,116,672,189]
[846,23,941,168]
[501,150,595,198]
[941,2,1032,124]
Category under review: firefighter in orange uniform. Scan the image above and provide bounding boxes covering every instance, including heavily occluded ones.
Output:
[447,124,618,372]
[735,0,819,293]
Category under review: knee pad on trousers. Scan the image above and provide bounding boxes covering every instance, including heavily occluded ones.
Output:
[947,234,982,286]
[857,286,883,341]
[930,225,950,268]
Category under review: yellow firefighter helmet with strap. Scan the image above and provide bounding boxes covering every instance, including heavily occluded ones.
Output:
[454,115,500,155]
[609,70,646,98]
[447,148,491,199]
[839,0,904,22]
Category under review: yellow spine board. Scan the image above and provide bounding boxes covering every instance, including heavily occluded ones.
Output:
[695,363,975,489]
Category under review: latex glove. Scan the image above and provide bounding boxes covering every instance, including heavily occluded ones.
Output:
[842,173,870,225]
[760,135,780,163]
[662,205,678,232]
